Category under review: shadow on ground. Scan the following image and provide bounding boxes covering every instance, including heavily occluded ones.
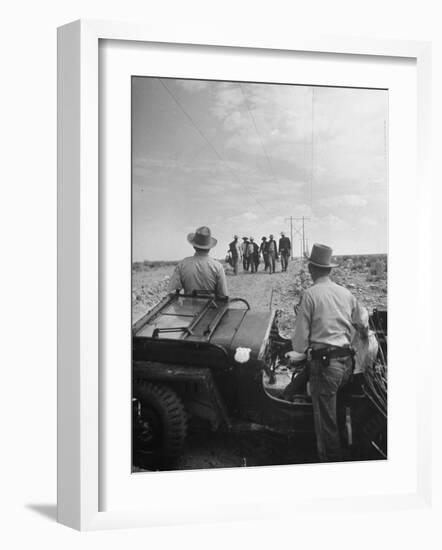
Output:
[26,504,57,522]
[134,430,319,472]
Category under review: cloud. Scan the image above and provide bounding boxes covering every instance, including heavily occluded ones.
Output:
[319,194,368,208]
[312,214,349,233]
[360,216,378,227]
[175,80,210,92]
[132,77,388,258]
[243,212,259,221]
[211,83,243,119]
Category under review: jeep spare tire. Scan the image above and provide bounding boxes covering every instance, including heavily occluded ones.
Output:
[133,381,187,466]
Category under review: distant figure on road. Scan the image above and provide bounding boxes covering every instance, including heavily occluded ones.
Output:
[249,237,259,273]
[228,234,242,275]
[168,226,227,296]
[241,237,250,272]
[279,232,291,272]
[260,236,270,272]
[267,234,278,274]
[245,238,254,272]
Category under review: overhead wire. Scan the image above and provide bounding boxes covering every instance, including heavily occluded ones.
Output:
[384,119,388,188]
[238,83,283,196]
[158,78,272,216]
[310,86,315,211]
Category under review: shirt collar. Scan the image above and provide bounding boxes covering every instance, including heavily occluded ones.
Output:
[314,275,332,285]
[194,250,209,256]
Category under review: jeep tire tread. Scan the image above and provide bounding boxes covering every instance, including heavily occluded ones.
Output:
[133,380,187,460]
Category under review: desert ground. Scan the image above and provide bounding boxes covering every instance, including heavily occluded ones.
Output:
[133,254,387,332]
[132,254,387,470]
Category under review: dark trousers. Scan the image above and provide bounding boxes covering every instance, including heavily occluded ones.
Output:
[268,252,276,273]
[281,365,309,400]
[280,251,290,271]
[263,253,270,271]
[243,256,250,271]
[309,357,352,462]
[232,256,239,275]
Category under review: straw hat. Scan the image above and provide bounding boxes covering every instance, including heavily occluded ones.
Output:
[304,243,338,268]
[187,226,217,249]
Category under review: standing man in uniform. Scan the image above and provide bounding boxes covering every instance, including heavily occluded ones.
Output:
[267,234,278,274]
[168,226,228,296]
[260,236,270,272]
[241,237,250,272]
[249,237,259,273]
[252,238,260,272]
[247,237,256,272]
[286,243,368,462]
[279,231,291,272]
[228,234,242,275]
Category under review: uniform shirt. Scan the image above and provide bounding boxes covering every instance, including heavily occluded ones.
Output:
[279,236,291,253]
[241,241,250,257]
[267,240,278,255]
[260,241,269,254]
[168,250,228,296]
[229,240,242,259]
[292,276,368,352]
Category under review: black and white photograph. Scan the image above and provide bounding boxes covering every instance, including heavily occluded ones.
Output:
[131,76,388,472]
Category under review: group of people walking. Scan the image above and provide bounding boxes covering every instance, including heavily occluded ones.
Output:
[227,233,292,275]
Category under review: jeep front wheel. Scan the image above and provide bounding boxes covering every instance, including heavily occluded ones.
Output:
[133,381,187,468]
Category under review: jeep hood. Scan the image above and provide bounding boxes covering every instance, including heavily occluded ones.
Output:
[210,309,275,359]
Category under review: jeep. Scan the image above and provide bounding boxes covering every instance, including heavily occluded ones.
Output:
[132,291,387,469]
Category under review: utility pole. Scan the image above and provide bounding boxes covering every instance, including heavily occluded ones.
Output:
[302,216,306,257]
[285,216,311,259]
[286,216,294,259]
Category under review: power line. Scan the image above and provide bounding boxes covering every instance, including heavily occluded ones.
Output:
[310,87,315,210]
[238,83,282,196]
[158,78,271,216]
[384,119,388,187]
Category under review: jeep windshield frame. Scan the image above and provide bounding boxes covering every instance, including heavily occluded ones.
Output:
[132,292,250,341]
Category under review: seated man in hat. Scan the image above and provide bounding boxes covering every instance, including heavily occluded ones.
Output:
[285,243,368,462]
[168,226,228,297]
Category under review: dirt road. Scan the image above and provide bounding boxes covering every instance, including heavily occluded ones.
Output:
[133,256,387,335]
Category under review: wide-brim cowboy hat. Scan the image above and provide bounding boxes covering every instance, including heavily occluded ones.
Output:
[187,226,217,249]
[304,243,338,268]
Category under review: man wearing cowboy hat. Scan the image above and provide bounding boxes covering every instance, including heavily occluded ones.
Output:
[278,231,291,272]
[286,243,368,462]
[168,226,228,296]
[260,236,270,272]
[249,237,259,273]
[240,236,250,272]
[228,234,242,275]
[267,234,278,274]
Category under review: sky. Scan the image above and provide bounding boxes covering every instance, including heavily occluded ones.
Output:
[132,77,388,261]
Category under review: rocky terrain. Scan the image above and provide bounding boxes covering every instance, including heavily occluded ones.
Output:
[132,254,387,330]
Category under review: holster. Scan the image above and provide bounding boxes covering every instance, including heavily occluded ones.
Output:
[310,347,355,368]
